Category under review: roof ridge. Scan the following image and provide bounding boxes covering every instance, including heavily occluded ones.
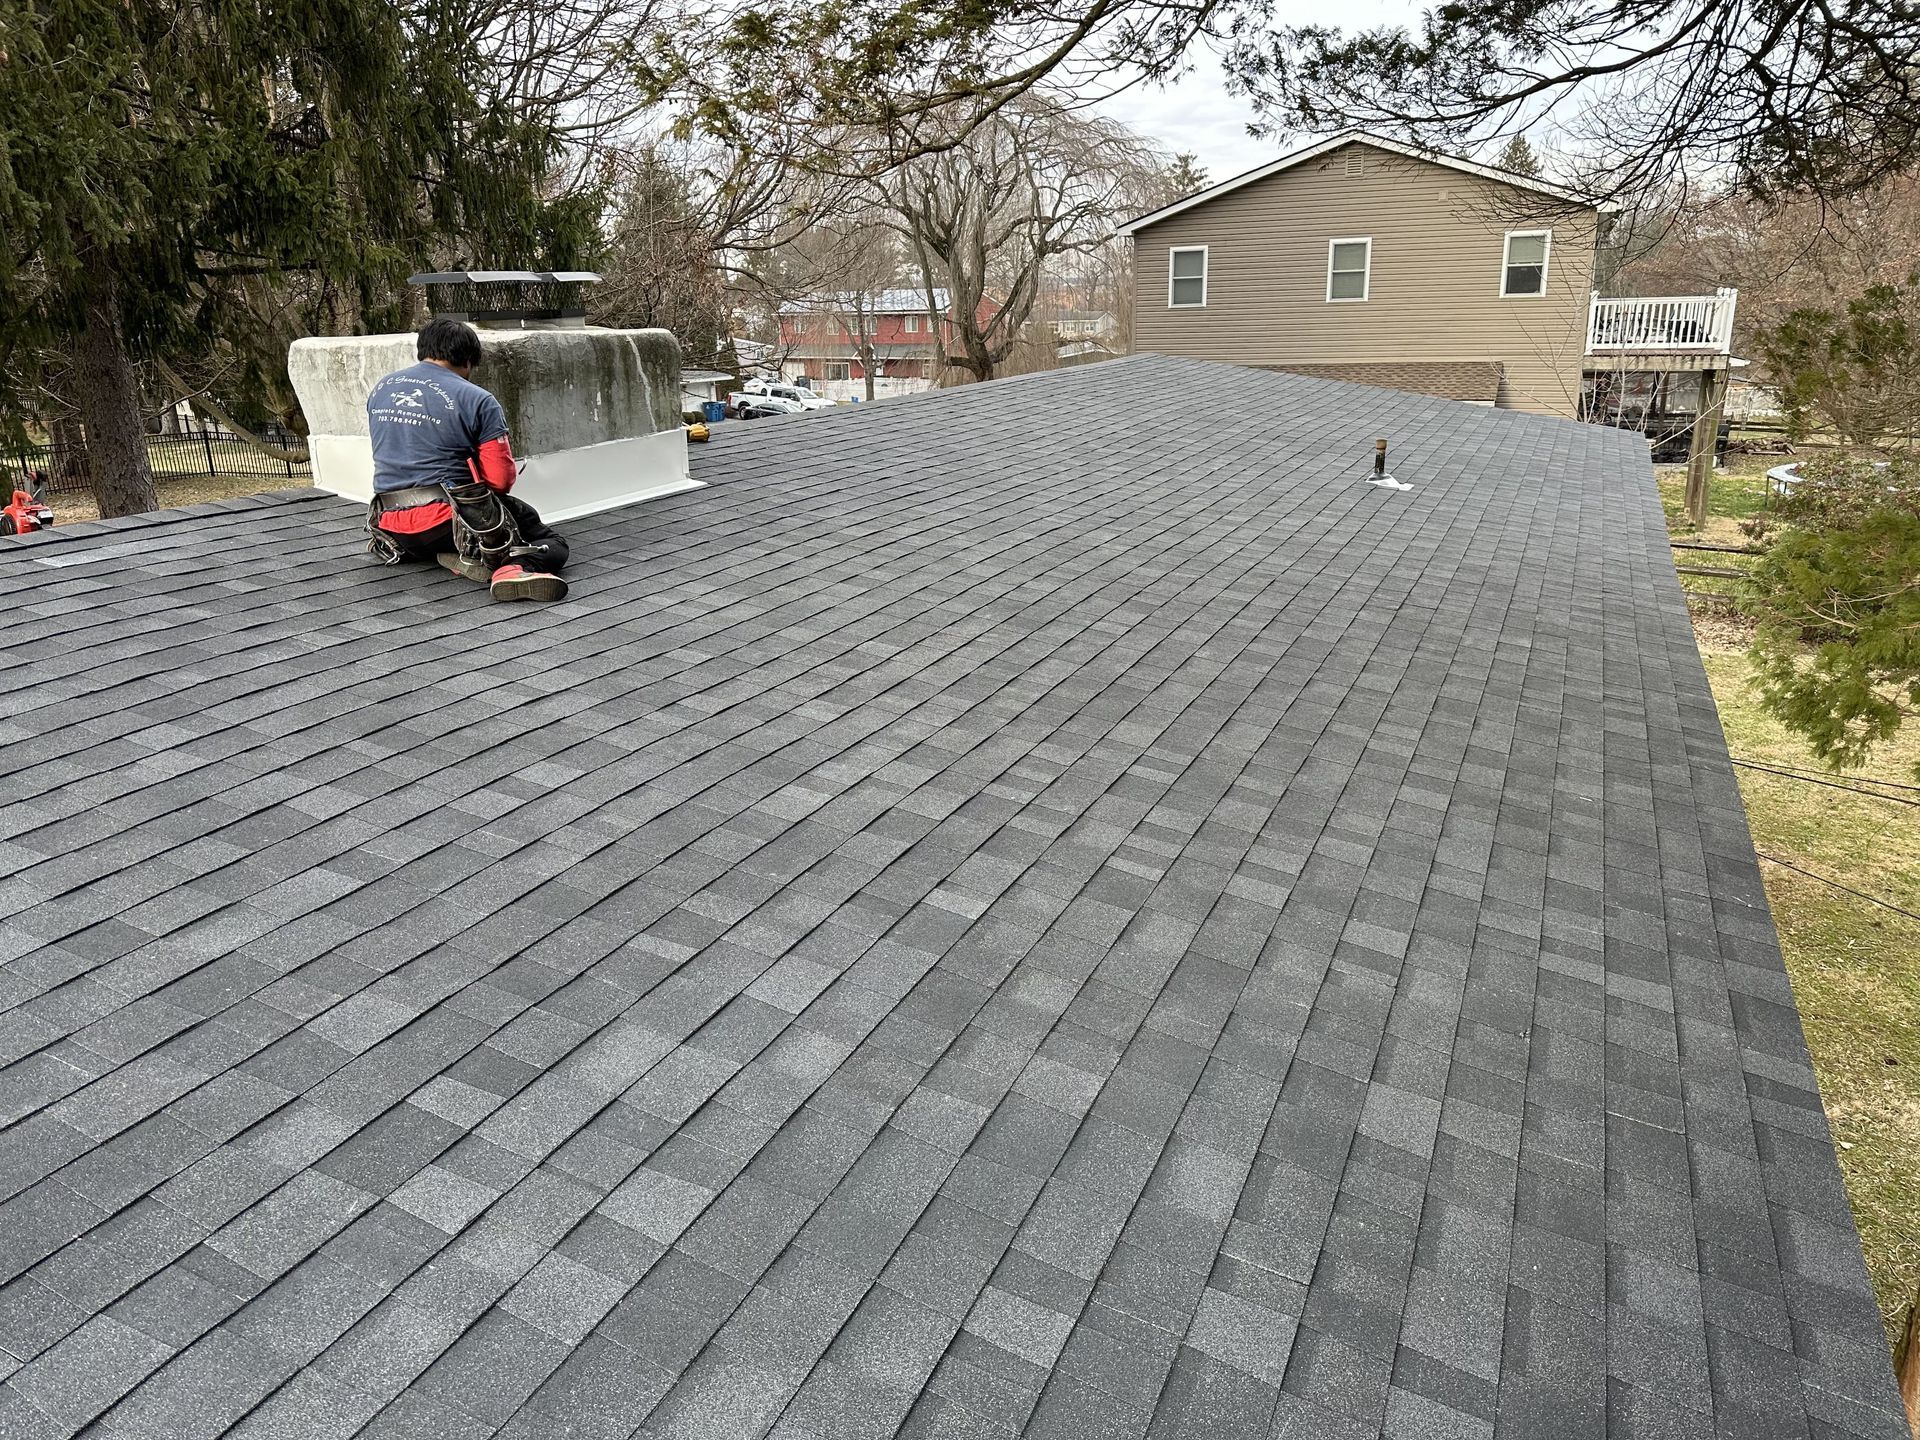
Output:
[1117,128,1594,234]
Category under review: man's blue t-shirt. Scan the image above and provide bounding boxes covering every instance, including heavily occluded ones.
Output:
[366,362,509,494]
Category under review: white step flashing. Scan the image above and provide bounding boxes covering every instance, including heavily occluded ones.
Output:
[305,427,700,520]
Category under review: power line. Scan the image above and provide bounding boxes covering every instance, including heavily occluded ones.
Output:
[1735,755,1920,794]
[1756,852,1920,925]
[1731,758,1920,807]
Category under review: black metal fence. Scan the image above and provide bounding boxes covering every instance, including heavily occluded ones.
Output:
[10,425,310,499]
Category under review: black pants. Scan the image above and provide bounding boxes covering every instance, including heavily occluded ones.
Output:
[374,490,569,571]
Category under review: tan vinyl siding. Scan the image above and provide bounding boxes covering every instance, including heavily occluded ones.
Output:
[1130,143,1599,417]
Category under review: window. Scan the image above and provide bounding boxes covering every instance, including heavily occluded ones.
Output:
[826,360,851,382]
[903,313,921,333]
[1168,247,1207,307]
[1502,230,1551,297]
[1327,238,1370,302]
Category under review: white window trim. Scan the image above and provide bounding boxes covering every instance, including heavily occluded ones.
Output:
[1167,245,1208,308]
[1326,237,1371,303]
[903,313,921,333]
[1501,228,1553,298]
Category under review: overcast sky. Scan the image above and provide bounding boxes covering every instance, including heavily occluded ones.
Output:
[1096,1,1425,182]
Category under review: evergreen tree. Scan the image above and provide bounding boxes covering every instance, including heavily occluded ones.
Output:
[1167,153,1209,196]
[1495,135,1543,178]
[1745,454,1920,777]
[593,148,734,371]
[1756,277,1920,445]
[0,1,596,516]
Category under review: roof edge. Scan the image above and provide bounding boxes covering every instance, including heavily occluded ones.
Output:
[8,487,332,556]
[1117,130,1595,234]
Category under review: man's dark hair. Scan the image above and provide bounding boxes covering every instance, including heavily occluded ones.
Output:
[417,317,482,369]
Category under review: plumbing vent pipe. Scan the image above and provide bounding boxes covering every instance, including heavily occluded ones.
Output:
[1369,437,1413,491]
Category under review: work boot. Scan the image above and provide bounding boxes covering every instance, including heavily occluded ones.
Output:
[489,563,568,603]
[436,551,491,583]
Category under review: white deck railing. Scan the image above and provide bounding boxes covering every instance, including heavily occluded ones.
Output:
[1586,288,1738,353]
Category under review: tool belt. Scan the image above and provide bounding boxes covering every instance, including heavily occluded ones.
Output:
[363,479,526,570]
[444,480,521,570]
[373,485,450,512]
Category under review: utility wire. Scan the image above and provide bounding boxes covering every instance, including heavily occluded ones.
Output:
[1730,758,1920,807]
[1732,755,1920,794]
[1755,852,1920,925]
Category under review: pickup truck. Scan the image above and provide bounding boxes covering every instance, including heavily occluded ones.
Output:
[738,379,836,412]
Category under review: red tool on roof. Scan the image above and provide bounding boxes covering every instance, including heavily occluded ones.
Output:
[0,484,53,536]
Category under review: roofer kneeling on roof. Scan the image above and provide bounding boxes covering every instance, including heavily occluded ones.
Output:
[363,319,570,602]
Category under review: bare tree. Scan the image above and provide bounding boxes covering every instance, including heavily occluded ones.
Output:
[1617,175,1920,351]
[881,95,1163,384]
[1232,0,1920,202]
[456,0,669,186]
[756,218,904,399]
[643,0,1920,206]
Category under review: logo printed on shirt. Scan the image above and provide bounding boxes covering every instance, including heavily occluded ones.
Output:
[368,362,508,493]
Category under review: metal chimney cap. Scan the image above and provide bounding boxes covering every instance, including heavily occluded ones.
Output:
[407,270,602,329]
[406,270,602,286]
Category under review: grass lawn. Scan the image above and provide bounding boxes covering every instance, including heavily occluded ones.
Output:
[1667,457,1920,1346]
[1653,456,1784,600]
[1701,632,1920,1342]
[1658,451,1784,538]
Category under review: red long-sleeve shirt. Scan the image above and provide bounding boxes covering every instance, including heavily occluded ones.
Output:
[471,435,517,492]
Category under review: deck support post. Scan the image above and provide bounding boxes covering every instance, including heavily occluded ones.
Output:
[1684,366,1727,528]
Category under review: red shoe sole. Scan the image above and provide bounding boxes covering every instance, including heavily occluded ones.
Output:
[491,572,568,602]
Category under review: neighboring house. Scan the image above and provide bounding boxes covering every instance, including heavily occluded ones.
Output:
[776,290,1001,401]
[1046,310,1120,369]
[1045,308,1117,341]
[1121,131,1737,449]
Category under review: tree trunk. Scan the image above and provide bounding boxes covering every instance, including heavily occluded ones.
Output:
[74,272,159,518]
[955,339,993,384]
[862,342,876,402]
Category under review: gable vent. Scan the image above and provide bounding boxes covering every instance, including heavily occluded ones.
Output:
[1344,151,1366,177]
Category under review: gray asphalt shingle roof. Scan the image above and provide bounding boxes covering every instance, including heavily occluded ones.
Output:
[0,354,1903,1439]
